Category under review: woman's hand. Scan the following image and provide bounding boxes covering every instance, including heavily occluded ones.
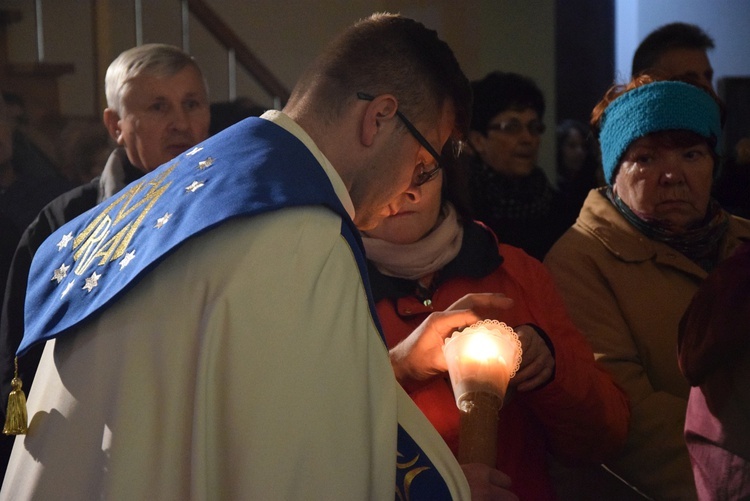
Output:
[510,324,555,392]
[389,293,514,391]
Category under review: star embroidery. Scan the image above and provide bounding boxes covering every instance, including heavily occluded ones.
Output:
[155,213,172,228]
[185,180,205,193]
[56,232,74,251]
[198,157,214,170]
[119,250,136,270]
[82,272,101,293]
[186,146,203,157]
[61,280,76,298]
[51,263,70,283]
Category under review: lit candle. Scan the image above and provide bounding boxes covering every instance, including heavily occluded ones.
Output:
[443,320,522,466]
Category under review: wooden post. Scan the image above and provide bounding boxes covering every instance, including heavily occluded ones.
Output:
[91,0,112,114]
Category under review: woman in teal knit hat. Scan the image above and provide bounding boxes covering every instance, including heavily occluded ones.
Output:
[544,74,750,500]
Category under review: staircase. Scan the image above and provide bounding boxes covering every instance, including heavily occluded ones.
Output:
[0,0,289,181]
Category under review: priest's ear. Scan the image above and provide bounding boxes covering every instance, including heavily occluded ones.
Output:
[358,93,398,148]
[103,109,124,145]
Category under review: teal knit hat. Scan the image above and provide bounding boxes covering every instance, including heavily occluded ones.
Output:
[599,81,722,184]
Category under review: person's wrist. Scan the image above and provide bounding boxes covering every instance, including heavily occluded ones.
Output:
[388,346,425,392]
[389,345,409,381]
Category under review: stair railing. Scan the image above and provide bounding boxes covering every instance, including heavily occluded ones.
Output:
[29,0,289,108]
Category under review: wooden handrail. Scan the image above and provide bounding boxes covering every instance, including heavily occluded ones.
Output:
[0,9,23,66]
[187,0,289,105]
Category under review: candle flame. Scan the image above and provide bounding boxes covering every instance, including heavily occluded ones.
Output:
[463,333,501,363]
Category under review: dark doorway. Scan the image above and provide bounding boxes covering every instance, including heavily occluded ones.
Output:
[555,0,615,125]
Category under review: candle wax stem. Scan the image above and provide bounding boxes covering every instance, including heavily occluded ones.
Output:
[458,391,502,467]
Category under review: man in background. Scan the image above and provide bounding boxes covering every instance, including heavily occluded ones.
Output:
[631,22,715,90]
[0,43,210,474]
[0,93,71,244]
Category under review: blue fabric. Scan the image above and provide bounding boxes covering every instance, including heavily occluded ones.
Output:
[20,116,452,499]
[21,117,362,354]
[600,81,722,184]
[396,424,453,500]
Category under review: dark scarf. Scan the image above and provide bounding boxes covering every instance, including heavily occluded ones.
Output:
[470,162,556,220]
[605,186,729,272]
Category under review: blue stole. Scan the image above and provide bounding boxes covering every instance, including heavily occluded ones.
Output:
[21,117,452,500]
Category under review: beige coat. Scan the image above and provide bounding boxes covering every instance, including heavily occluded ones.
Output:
[545,188,750,500]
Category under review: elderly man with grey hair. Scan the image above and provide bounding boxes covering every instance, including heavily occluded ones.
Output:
[100,43,210,190]
[0,43,210,474]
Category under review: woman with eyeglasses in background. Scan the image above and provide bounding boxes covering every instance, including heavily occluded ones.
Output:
[466,71,569,260]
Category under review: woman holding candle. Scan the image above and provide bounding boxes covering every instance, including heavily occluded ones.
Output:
[544,75,750,499]
[362,149,630,500]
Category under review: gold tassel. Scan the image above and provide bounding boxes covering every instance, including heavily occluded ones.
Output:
[3,357,28,435]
